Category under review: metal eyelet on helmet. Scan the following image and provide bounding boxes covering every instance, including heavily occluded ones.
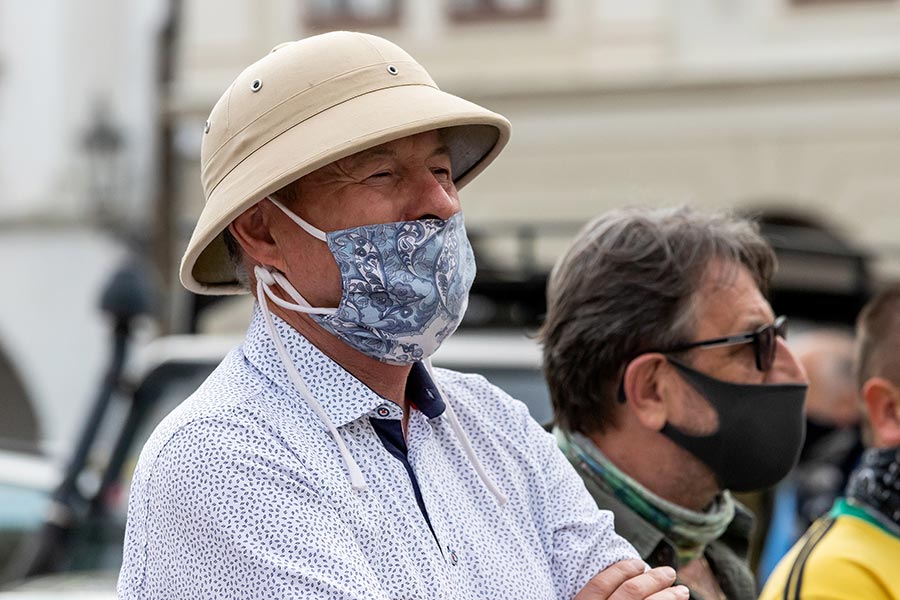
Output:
[250,79,263,92]
[204,120,211,134]
[386,65,399,76]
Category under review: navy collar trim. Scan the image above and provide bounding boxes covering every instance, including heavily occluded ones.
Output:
[406,362,446,419]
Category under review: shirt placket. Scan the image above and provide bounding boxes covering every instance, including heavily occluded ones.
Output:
[406,412,460,567]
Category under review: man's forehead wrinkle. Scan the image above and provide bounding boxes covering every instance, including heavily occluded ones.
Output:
[301,159,352,186]
[695,259,774,332]
[346,146,397,168]
[331,156,359,180]
[340,138,451,170]
[700,259,742,291]
[326,147,396,179]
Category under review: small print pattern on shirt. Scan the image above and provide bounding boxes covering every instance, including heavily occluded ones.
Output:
[118,306,638,599]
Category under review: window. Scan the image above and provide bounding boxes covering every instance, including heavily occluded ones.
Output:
[448,0,546,23]
[304,0,400,30]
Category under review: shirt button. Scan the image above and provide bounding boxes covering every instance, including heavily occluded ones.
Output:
[447,546,459,565]
[376,406,390,418]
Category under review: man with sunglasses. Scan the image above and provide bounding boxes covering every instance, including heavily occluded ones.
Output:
[539,206,809,600]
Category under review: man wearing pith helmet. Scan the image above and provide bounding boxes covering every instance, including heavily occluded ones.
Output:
[118,32,687,600]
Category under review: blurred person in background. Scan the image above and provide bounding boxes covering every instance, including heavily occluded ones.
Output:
[539,206,809,600]
[756,328,862,581]
[760,284,900,600]
[793,329,863,523]
[118,32,687,600]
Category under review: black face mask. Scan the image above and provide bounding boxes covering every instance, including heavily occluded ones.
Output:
[661,358,808,493]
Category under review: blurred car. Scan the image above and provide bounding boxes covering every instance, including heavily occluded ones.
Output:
[0,572,118,599]
[0,453,59,573]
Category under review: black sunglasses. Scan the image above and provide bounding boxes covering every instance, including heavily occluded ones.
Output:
[654,315,788,372]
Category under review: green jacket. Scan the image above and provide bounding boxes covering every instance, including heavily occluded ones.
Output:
[566,454,757,600]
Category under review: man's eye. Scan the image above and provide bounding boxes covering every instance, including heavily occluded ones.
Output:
[367,171,393,180]
[432,167,451,179]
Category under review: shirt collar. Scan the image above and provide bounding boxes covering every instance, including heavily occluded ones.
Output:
[242,304,388,428]
[406,362,446,419]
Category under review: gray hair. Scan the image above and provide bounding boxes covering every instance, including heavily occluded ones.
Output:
[222,227,251,290]
[538,205,776,435]
[220,181,304,292]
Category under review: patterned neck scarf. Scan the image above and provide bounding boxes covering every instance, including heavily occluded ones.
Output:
[845,446,900,537]
[556,428,735,565]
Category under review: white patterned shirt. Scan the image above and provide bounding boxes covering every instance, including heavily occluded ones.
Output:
[118,307,638,599]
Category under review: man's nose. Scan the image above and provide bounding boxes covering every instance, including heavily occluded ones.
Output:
[403,169,460,221]
[767,337,809,385]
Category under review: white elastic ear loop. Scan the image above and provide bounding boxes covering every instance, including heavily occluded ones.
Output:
[254,266,337,316]
[256,273,366,491]
[424,359,507,506]
[268,196,327,242]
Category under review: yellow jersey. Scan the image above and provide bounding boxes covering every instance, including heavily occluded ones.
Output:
[760,499,900,600]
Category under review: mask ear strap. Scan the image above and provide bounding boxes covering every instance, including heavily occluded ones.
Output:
[423,358,507,507]
[268,195,327,242]
[255,270,366,491]
[254,266,337,315]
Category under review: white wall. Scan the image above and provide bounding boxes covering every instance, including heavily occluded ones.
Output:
[0,1,74,219]
[0,0,167,223]
[0,0,167,456]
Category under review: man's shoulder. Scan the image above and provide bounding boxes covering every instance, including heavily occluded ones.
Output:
[760,514,900,600]
[432,366,526,414]
[798,512,900,566]
[816,513,900,567]
[432,366,541,435]
[129,347,310,489]
[145,348,266,434]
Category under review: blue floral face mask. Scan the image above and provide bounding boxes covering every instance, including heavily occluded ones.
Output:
[257,197,476,365]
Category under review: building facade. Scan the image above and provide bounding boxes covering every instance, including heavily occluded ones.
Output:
[170,0,900,286]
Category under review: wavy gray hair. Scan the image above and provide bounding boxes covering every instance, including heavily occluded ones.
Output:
[538,205,776,435]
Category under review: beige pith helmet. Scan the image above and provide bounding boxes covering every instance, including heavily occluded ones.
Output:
[180,30,512,295]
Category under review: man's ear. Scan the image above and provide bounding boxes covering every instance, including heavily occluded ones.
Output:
[228,201,284,271]
[862,377,900,447]
[622,354,670,431]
